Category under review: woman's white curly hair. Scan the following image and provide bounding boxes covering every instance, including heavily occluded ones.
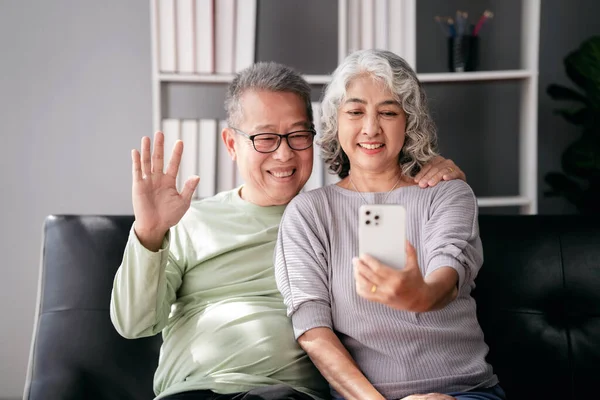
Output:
[318,49,439,179]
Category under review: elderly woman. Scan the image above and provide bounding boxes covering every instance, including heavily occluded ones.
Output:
[274,49,504,400]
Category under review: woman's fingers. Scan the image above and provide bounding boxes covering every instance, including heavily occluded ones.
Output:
[354,256,384,287]
[353,260,376,297]
[404,240,419,271]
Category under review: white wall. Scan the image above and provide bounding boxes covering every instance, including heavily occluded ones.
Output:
[0,0,151,397]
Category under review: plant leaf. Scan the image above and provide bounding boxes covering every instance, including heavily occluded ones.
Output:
[544,172,583,206]
[564,36,600,108]
[561,137,600,178]
[547,84,588,104]
[553,108,589,125]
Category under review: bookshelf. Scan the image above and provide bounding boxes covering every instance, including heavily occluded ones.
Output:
[150,0,541,214]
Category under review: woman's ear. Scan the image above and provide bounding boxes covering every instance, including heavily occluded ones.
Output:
[222,128,237,161]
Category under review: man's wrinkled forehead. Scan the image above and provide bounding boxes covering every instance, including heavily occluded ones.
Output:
[251,120,312,133]
[239,90,312,132]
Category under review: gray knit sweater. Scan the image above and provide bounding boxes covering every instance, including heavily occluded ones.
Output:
[274,180,498,399]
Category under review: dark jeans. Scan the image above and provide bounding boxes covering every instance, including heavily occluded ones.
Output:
[331,384,506,400]
[160,384,315,400]
[446,384,506,400]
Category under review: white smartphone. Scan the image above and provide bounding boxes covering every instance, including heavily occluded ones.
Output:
[358,204,406,269]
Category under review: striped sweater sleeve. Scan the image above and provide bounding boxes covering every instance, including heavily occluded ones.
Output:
[423,180,484,290]
[274,194,333,339]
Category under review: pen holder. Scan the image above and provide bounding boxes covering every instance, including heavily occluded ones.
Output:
[447,35,479,72]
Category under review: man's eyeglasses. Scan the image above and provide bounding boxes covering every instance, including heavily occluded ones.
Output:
[231,128,316,154]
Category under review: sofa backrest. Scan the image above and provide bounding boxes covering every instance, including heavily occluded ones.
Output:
[23,214,600,400]
[23,215,160,400]
[475,215,600,400]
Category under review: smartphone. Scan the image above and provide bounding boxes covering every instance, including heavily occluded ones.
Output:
[358,204,406,269]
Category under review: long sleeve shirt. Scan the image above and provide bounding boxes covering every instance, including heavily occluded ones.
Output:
[275,181,498,399]
[110,188,328,399]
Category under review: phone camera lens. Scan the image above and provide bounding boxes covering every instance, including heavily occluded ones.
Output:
[374,215,379,220]
[366,220,371,225]
[366,211,371,216]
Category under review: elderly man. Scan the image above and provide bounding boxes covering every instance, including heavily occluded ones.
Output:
[110,62,464,400]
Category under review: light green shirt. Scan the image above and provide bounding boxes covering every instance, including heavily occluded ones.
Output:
[110,189,328,399]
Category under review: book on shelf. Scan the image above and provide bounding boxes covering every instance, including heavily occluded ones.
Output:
[374,0,389,50]
[215,0,235,74]
[347,0,360,54]
[388,0,404,57]
[361,0,375,49]
[179,119,199,195]
[216,120,236,192]
[156,0,257,75]
[176,0,195,73]
[161,118,230,199]
[198,119,218,198]
[158,0,177,72]
[234,0,256,72]
[344,0,405,60]
[195,0,215,74]
[304,102,324,192]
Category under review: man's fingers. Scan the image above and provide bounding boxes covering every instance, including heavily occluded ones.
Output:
[420,165,460,187]
[165,140,184,178]
[152,131,165,173]
[442,166,466,182]
[414,164,432,183]
[418,166,445,187]
[416,157,467,187]
[427,169,444,186]
[132,149,142,182]
[141,136,152,177]
[415,155,444,181]
[434,159,465,183]
[181,176,200,203]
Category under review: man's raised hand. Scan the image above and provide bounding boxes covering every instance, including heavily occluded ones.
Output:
[131,132,200,251]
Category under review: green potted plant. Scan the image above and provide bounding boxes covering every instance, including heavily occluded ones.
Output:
[545,35,600,214]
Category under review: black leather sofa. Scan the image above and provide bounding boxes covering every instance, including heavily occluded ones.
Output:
[23,214,600,400]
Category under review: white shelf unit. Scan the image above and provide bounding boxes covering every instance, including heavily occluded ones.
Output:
[150,0,540,214]
[159,69,535,85]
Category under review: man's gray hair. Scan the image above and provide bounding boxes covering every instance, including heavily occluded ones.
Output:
[225,62,313,128]
[318,49,439,179]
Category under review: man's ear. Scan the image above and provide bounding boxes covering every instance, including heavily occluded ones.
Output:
[222,128,237,161]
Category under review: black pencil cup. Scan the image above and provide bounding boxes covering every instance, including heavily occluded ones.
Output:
[447,35,479,72]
